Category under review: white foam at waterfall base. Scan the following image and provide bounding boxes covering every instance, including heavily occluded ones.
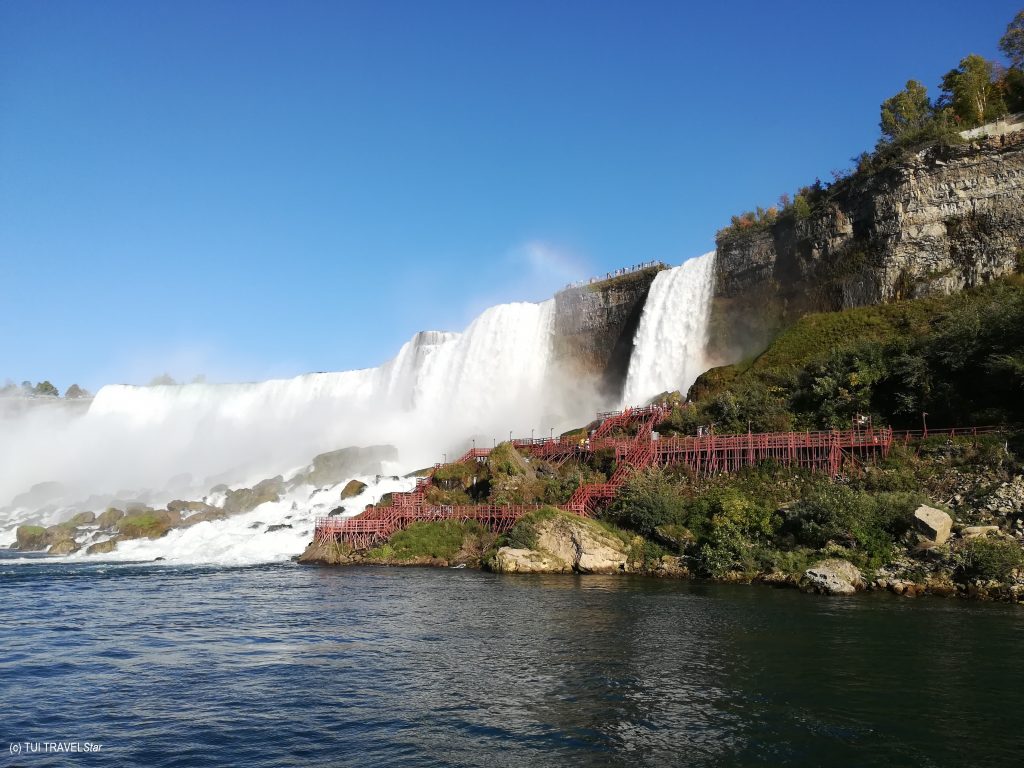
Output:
[621,252,716,406]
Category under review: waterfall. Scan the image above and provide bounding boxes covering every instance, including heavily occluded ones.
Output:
[0,299,581,526]
[621,252,716,406]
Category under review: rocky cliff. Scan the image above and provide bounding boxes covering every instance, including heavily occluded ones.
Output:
[711,129,1024,359]
[553,265,665,398]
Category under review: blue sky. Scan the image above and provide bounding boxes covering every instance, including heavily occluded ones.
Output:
[1,1,1019,391]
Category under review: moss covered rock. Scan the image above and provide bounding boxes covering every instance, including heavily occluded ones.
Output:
[14,525,48,551]
[115,510,180,539]
[96,508,125,529]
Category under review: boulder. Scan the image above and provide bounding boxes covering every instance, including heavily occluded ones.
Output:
[96,508,125,529]
[489,512,631,575]
[265,523,293,533]
[48,537,80,556]
[67,511,96,526]
[179,509,228,527]
[86,539,119,555]
[340,480,367,500]
[223,476,284,516]
[167,500,217,515]
[913,505,953,545]
[962,525,1001,539]
[14,525,48,551]
[115,510,180,540]
[802,559,865,596]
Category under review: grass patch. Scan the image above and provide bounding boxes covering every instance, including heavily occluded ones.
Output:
[366,520,480,562]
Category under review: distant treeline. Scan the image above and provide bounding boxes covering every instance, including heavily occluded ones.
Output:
[1,380,91,399]
[718,10,1024,240]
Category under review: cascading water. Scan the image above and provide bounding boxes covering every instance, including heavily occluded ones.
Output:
[621,251,716,406]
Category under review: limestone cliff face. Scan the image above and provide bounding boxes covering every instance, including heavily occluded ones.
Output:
[712,130,1024,358]
[553,265,665,398]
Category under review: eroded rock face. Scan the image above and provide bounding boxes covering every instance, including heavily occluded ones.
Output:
[553,266,666,398]
[914,505,953,545]
[712,130,1024,359]
[802,559,865,596]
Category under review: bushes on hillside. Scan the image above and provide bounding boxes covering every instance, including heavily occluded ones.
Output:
[684,279,1024,432]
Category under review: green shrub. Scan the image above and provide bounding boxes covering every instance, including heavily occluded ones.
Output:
[782,487,920,568]
[487,443,527,476]
[955,538,1024,581]
[606,467,686,537]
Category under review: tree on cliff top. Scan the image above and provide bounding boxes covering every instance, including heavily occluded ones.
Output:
[1000,10,1024,70]
[940,54,1008,127]
[880,80,932,142]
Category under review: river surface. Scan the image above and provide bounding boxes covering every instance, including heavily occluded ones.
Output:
[1,555,1022,767]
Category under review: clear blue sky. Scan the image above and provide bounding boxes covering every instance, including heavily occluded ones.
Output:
[1,1,1019,391]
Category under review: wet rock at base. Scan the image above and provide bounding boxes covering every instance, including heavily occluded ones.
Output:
[167,500,218,515]
[179,509,228,527]
[114,510,181,540]
[48,537,80,556]
[86,539,119,555]
[223,476,284,516]
[340,480,367,500]
[297,540,356,565]
[801,559,865,596]
[913,505,953,545]
[96,508,125,529]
